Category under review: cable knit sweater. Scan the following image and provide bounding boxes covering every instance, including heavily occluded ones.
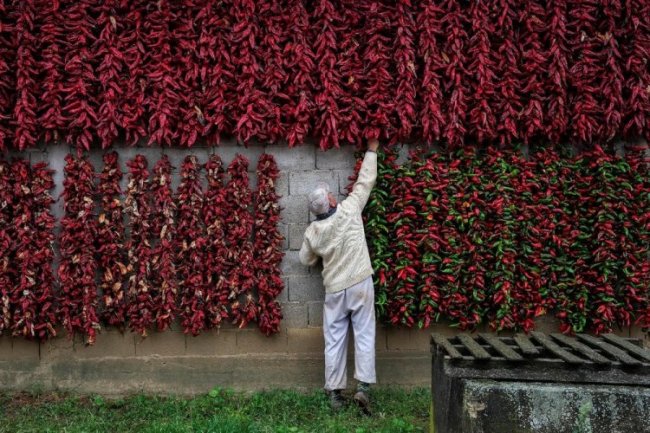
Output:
[299,151,377,293]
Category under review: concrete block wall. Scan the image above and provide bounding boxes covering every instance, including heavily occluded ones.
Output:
[1,140,439,395]
[2,140,648,395]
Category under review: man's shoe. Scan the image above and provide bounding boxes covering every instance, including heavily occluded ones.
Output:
[354,383,371,416]
[328,390,345,411]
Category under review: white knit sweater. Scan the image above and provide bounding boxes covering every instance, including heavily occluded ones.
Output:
[299,151,377,293]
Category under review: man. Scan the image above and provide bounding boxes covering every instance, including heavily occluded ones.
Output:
[299,138,379,413]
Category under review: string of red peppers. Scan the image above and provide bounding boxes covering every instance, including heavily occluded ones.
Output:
[352,145,649,335]
[97,151,127,329]
[224,155,257,329]
[58,155,100,345]
[176,155,208,336]
[253,154,285,335]
[150,155,177,331]
[0,159,12,334]
[203,154,230,329]
[124,155,155,337]
[10,159,57,341]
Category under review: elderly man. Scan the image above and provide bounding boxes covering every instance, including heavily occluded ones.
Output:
[299,138,379,413]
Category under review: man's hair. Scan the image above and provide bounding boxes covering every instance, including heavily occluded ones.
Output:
[308,182,331,215]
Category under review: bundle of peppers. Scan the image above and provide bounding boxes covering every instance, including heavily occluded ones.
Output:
[176,155,208,336]
[0,159,12,333]
[150,155,177,331]
[352,144,649,334]
[58,155,100,345]
[97,151,127,329]
[253,154,285,335]
[10,159,57,341]
[203,154,230,328]
[223,155,257,328]
[124,155,155,337]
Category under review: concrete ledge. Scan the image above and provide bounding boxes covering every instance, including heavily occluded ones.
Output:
[0,351,430,396]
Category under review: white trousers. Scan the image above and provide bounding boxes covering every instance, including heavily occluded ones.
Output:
[323,276,376,391]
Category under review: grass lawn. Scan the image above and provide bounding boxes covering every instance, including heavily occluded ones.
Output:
[0,387,430,433]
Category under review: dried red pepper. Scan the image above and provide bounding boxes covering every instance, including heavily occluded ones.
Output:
[97,151,127,329]
[58,155,100,344]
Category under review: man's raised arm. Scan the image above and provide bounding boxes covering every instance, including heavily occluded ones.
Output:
[344,139,379,212]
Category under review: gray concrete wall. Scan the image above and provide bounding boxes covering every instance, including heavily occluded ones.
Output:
[1,141,647,395]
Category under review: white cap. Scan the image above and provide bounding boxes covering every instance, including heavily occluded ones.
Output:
[308,182,331,215]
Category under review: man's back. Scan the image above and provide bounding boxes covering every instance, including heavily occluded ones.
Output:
[300,150,377,293]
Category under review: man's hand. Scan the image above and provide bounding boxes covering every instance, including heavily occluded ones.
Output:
[367,138,379,152]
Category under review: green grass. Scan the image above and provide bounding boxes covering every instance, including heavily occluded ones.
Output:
[0,387,430,433]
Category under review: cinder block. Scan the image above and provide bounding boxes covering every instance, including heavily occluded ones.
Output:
[289,223,308,250]
[280,195,309,224]
[307,302,324,327]
[39,332,74,362]
[185,329,238,356]
[315,147,356,170]
[276,278,289,302]
[269,145,315,171]
[10,338,40,360]
[278,223,289,250]
[134,330,186,356]
[281,302,308,328]
[47,144,69,220]
[386,328,435,351]
[236,329,288,353]
[288,275,325,302]
[630,327,650,348]
[281,251,310,276]
[0,337,11,360]
[289,170,338,196]
[376,325,389,352]
[335,169,357,195]
[276,172,289,197]
[287,328,324,353]
[532,314,561,334]
[72,330,136,358]
[216,143,265,168]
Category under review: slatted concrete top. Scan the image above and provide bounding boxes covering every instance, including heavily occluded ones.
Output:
[431,332,650,368]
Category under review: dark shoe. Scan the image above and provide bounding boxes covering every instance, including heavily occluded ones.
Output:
[353,388,371,416]
[328,390,345,412]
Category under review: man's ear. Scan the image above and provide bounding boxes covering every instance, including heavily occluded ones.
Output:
[328,192,337,207]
